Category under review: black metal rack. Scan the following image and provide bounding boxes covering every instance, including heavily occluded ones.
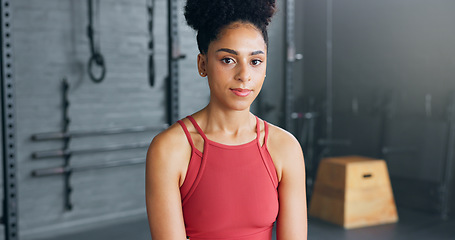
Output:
[30,79,167,211]
[0,0,183,238]
[1,0,19,239]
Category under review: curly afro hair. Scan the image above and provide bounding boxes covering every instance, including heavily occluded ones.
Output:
[184,0,277,54]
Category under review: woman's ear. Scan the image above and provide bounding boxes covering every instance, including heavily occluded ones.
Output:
[197,53,207,77]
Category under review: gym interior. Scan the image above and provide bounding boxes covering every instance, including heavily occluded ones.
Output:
[1,0,455,239]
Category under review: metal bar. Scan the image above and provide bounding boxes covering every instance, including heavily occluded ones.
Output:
[381,146,418,155]
[167,0,181,125]
[31,158,145,177]
[284,0,296,131]
[441,93,455,219]
[1,0,19,238]
[32,142,150,159]
[325,0,333,155]
[305,112,317,171]
[31,124,167,141]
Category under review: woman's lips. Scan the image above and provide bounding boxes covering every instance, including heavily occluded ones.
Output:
[230,88,252,97]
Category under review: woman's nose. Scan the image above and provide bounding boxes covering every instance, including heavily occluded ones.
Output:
[235,62,251,82]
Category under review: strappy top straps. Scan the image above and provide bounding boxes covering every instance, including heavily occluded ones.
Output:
[177,119,197,151]
[263,119,269,146]
[255,116,261,140]
[187,116,209,141]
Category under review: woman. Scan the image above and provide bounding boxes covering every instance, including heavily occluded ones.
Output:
[145,0,307,239]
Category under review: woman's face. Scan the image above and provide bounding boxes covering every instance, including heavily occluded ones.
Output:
[198,22,267,112]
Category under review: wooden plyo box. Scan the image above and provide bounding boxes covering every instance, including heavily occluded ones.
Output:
[309,156,398,229]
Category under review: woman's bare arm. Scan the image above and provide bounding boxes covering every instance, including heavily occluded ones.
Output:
[145,126,190,240]
[268,126,308,240]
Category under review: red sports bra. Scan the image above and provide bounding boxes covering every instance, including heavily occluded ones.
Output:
[177,116,279,240]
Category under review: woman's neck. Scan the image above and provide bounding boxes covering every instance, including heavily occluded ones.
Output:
[197,103,255,136]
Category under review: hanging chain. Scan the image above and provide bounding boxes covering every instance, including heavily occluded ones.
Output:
[147,0,155,87]
[87,0,106,83]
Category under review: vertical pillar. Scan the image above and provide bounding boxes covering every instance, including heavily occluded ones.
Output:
[1,0,19,239]
[441,93,455,219]
[325,0,333,154]
[167,0,180,125]
[284,0,296,131]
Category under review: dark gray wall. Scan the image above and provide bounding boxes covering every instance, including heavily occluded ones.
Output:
[3,0,285,239]
[301,0,455,115]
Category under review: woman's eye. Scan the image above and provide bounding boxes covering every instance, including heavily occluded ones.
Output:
[222,58,234,64]
[252,59,262,66]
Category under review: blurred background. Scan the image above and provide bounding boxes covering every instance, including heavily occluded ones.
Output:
[0,0,454,239]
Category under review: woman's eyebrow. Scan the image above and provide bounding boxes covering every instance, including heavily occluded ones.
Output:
[216,48,265,56]
[251,50,265,56]
[216,48,238,55]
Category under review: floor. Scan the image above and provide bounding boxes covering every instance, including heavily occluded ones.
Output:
[36,207,455,240]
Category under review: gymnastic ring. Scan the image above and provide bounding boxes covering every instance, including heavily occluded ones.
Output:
[88,53,106,83]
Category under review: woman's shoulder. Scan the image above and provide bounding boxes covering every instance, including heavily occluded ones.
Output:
[151,121,187,145]
[264,121,304,181]
[265,121,301,150]
[147,120,192,165]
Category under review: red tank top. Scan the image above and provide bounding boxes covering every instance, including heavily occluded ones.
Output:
[177,116,279,240]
